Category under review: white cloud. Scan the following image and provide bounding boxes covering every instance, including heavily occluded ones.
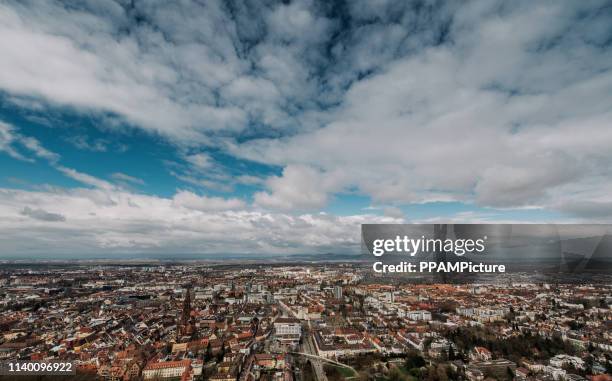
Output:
[56,166,115,190]
[235,175,265,186]
[230,1,612,217]
[254,165,339,210]
[1,0,612,222]
[0,122,146,196]
[20,206,65,222]
[0,186,401,255]
[110,172,145,186]
[0,120,59,163]
[0,2,247,141]
[184,153,213,171]
[18,135,59,163]
[172,190,245,211]
[0,121,28,161]
[66,135,109,152]
[383,206,404,219]
[0,0,336,143]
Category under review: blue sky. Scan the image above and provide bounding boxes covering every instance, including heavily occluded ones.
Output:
[0,0,611,256]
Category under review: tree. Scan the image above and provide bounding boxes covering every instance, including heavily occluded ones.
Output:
[404,351,426,369]
[588,342,595,353]
[387,367,410,381]
[217,343,226,363]
[439,300,459,313]
[507,366,515,379]
[204,342,212,361]
[448,345,456,361]
[339,303,347,318]
[436,365,448,381]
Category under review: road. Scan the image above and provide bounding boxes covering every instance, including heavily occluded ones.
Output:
[301,333,328,381]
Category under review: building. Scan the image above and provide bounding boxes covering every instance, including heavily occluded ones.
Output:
[274,317,302,348]
[333,285,343,299]
[470,359,516,379]
[406,310,432,321]
[177,287,196,340]
[142,360,192,380]
[470,346,492,361]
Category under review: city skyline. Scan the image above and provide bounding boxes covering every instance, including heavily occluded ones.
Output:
[1,1,612,256]
[0,263,610,380]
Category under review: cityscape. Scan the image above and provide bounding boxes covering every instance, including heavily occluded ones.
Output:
[0,262,610,381]
[1,1,612,380]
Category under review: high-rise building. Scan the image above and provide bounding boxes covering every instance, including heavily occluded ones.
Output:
[333,285,343,299]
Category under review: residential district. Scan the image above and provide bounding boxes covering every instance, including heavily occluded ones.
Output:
[0,263,610,381]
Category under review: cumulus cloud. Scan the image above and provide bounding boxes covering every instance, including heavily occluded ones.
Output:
[183,153,213,171]
[254,165,339,210]
[0,0,611,246]
[0,0,338,142]
[172,190,245,211]
[229,1,612,217]
[0,187,401,255]
[20,206,66,222]
[383,207,405,219]
[0,1,247,141]
[168,152,242,194]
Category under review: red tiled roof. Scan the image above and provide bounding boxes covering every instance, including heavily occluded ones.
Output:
[144,360,191,370]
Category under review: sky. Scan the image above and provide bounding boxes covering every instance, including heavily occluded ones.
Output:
[0,0,611,257]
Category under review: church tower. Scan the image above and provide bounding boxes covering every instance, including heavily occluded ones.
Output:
[182,286,192,326]
[177,285,195,340]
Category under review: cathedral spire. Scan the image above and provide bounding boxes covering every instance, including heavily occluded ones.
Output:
[182,286,192,325]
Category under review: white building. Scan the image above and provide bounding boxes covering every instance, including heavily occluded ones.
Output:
[142,360,193,380]
[406,310,432,321]
[333,285,343,299]
[274,317,302,348]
